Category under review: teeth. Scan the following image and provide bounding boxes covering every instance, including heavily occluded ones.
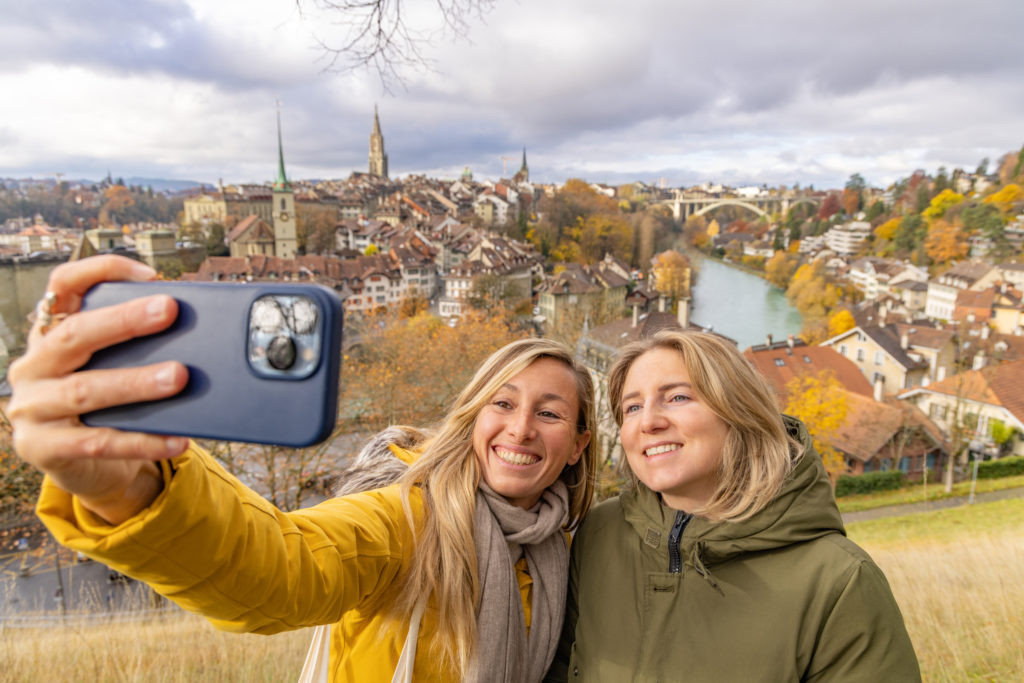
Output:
[645,444,681,457]
[495,447,540,465]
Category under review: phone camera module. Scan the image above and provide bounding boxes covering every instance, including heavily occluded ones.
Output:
[248,294,323,379]
[266,335,297,370]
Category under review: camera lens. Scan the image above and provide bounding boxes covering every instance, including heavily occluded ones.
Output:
[267,335,297,370]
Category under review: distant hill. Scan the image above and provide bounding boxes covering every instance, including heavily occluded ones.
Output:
[121,177,211,193]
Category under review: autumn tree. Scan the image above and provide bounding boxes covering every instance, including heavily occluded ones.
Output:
[817,192,841,220]
[784,371,850,485]
[786,260,843,321]
[922,189,964,221]
[98,184,134,227]
[841,173,865,216]
[873,217,900,242]
[530,179,630,263]
[341,307,524,430]
[682,214,709,250]
[651,250,691,304]
[924,219,968,265]
[983,183,1024,215]
[827,309,856,338]
[764,251,800,289]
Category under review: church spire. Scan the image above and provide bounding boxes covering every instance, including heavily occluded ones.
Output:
[369,104,389,179]
[514,147,529,183]
[273,101,291,191]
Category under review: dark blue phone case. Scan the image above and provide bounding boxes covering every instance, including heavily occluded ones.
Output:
[79,281,343,447]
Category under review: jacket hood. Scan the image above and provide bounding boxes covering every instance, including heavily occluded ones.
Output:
[621,416,845,568]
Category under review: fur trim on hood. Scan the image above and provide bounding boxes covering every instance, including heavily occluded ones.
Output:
[332,425,427,497]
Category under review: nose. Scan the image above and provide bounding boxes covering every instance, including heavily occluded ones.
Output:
[507,407,535,442]
[639,401,667,433]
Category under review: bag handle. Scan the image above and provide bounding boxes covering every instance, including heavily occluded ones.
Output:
[297,596,427,683]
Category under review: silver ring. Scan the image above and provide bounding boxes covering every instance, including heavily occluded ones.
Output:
[29,291,65,334]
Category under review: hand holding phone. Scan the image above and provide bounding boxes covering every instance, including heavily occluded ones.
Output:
[79,281,344,448]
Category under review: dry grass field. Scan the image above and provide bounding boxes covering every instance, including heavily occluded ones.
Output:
[848,498,1024,682]
[2,498,1021,682]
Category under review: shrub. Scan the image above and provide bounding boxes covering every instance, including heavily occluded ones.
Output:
[836,470,905,496]
[977,456,1024,480]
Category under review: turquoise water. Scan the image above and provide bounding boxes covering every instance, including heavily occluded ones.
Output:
[688,256,803,350]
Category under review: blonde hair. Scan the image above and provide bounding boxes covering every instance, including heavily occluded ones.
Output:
[607,330,794,522]
[394,338,596,676]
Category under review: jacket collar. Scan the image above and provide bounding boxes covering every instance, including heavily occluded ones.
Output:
[620,416,845,567]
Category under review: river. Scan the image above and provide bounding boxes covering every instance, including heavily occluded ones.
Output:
[688,255,803,350]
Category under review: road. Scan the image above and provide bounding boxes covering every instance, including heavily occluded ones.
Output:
[0,546,160,621]
[841,486,1024,524]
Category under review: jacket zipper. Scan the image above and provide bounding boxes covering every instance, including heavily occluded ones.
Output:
[667,511,692,573]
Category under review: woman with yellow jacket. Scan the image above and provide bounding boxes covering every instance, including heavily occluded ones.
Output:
[9,255,596,682]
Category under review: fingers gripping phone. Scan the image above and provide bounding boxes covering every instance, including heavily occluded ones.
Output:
[79,281,343,447]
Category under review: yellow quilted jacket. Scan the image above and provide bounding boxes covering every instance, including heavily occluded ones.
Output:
[36,443,535,681]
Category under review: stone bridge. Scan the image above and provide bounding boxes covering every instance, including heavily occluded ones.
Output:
[662,192,819,221]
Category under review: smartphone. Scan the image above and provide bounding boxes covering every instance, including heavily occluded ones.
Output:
[78,280,343,447]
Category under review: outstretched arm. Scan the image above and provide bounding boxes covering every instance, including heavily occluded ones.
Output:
[8,254,189,524]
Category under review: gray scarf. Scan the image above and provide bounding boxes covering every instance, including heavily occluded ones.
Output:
[470,480,570,683]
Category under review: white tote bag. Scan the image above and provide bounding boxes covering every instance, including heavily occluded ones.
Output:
[297,596,427,683]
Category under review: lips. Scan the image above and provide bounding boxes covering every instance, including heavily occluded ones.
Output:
[494,446,540,466]
[644,443,681,457]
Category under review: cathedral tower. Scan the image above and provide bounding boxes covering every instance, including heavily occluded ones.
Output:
[369,105,389,179]
[272,105,297,259]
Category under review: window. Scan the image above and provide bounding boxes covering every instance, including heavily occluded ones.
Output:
[874,351,884,366]
[929,404,948,421]
[872,372,884,385]
[856,348,866,362]
[839,344,848,356]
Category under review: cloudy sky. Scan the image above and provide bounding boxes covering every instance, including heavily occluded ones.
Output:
[2,0,1022,190]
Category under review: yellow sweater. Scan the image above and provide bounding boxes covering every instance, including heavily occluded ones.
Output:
[36,443,534,681]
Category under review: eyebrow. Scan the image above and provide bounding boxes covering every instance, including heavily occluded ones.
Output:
[498,382,572,406]
[620,381,692,403]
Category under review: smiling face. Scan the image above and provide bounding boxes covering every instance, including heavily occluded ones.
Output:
[619,346,729,512]
[472,357,591,510]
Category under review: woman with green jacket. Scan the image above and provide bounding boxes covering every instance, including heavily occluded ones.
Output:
[547,329,920,682]
[10,255,597,682]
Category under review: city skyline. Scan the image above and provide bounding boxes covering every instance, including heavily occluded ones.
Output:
[3,0,1023,190]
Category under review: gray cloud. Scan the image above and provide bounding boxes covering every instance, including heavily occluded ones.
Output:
[3,0,1024,189]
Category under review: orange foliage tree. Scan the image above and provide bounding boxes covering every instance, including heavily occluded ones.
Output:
[924,219,969,265]
[784,371,850,486]
[341,307,525,429]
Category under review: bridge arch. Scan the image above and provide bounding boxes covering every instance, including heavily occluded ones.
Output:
[694,199,768,219]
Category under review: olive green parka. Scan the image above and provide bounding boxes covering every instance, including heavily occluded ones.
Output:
[547,418,920,682]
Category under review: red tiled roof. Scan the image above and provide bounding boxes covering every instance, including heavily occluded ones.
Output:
[914,358,1024,423]
[744,345,873,407]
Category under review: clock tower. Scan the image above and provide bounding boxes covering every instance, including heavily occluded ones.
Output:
[272,105,297,259]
